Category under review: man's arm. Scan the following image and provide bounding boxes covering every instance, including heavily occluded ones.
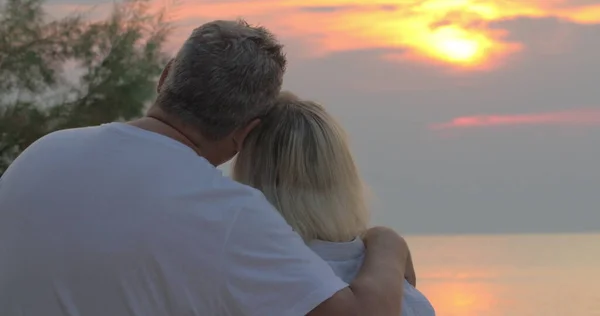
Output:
[308,227,409,316]
[221,195,409,316]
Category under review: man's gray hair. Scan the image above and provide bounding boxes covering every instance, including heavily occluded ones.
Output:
[156,19,286,139]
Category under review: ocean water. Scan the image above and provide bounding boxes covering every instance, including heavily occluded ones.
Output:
[405,233,600,316]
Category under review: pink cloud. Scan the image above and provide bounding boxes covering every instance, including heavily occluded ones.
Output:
[431,109,600,130]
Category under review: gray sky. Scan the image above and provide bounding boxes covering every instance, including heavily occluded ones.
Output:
[49,0,600,234]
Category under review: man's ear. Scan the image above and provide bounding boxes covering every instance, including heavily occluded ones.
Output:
[234,118,261,151]
[157,59,174,93]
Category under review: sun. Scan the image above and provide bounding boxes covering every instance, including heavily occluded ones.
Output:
[424,26,490,66]
[437,37,479,62]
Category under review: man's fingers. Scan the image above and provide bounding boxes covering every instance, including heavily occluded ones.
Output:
[405,250,417,287]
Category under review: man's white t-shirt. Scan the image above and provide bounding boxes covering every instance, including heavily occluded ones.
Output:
[0,123,348,316]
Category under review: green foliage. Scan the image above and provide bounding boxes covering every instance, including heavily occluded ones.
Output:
[0,0,172,175]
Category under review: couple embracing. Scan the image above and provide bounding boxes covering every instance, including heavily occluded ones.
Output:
[0,20,435,316]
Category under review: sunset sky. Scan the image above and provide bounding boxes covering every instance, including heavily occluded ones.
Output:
[49,0,600,234]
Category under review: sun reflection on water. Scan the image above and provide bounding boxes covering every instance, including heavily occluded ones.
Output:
[419,281,500,316]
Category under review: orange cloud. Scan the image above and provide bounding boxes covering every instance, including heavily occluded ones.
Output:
[48,0,600,69]
[157,0,600,69]
[431,109,600,130]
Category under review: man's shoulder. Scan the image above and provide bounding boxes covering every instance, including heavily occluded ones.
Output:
[183,176,287,244]
[142,173,278,252]
[155,165,274,219]
[206,177,293,238]
[3,126,107,174]
[22,127,92,150]
[39,125,103,140]
[198,171,273,211]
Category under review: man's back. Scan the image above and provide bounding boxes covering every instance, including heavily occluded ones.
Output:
[0,123,279,315]
[0,123,350,316]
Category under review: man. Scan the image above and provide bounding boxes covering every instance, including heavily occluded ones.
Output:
[0,20,411,315]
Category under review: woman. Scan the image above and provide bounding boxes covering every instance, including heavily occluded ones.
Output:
[232,92,435,316]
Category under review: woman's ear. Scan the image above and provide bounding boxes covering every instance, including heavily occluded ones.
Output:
[234,118,261,151]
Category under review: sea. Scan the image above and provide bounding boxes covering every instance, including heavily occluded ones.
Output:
[405,233,600,316]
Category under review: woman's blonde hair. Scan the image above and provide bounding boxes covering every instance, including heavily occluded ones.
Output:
[232,92,369,242]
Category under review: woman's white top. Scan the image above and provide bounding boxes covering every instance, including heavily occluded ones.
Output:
[308,238,436,316]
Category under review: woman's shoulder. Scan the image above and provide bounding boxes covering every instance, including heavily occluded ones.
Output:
[402,280,436,316]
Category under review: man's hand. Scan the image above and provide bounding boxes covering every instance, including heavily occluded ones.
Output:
[364,226,415,286]
[363,226,410,263]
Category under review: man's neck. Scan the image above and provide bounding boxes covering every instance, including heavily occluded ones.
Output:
[129,106,228,167]
[128,115,204,157]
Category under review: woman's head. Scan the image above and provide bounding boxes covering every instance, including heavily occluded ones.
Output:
[232,92,369,242]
